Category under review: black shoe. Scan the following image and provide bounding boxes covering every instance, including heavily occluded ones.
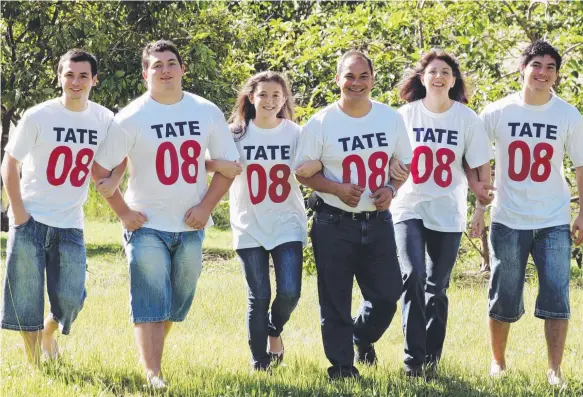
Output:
[423,361,438,380]
[404,365,423,378]
[252,357,272,372]
[355,344,377,366]
[328,366,361,381]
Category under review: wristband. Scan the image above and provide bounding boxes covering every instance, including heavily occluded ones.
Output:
[385,183,398,198]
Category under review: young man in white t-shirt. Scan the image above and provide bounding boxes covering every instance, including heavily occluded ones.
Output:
[92,40,238,388]
[295,50,413,380]
[478,40,583,385]
[1,50,114,366]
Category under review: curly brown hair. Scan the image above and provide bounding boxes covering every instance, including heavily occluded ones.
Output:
[398,49,468,104]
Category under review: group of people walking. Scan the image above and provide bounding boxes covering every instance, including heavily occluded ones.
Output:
[2,39,581,389]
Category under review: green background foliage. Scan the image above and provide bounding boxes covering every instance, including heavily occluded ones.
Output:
[2,0,582,272]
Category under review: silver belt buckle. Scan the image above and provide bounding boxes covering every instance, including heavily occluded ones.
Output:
[365,212,370,220]
[352,212,357,220]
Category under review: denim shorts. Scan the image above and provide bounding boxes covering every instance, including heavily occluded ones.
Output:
[488,222,571,322]
[1,217,87,335]
[123,227,205,323]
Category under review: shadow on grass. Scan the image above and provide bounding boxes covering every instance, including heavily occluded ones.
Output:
[41,359,511,397]
[86,242,125,258]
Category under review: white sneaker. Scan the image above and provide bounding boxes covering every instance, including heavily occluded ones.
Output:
[547,369,566,388]
[489,361,506,378]
[146,373,167,390]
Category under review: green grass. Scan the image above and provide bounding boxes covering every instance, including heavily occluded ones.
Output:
[1,221,583,396]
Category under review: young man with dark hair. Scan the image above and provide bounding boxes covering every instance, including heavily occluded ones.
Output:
[295,50,412,380]
[92,40,238,388]
[1,49,113,366]
[478,40,583,386]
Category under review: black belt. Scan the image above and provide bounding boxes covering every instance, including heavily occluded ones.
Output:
[316,200,381,221]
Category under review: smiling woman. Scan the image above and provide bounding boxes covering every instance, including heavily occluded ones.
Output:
[391,49,493,377]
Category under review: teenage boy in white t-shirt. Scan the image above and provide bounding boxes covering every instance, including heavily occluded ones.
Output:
[1,50,113,366]
[92,40,238,388]
[477,40,583,386]
[295,50,413,380]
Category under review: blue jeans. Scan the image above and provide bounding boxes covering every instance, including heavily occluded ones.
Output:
[310,204,402,374]
[124,227,205,323]
[236,241,303,369]
[488,222,571,322]
[1,217,87,335]
[394,219,462,370]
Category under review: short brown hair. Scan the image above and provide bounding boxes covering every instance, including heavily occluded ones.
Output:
[141,40,183,70]
[337,50,374,75]
[58,49,98,77]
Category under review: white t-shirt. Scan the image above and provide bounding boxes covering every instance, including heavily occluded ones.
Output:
[94,92,239,232]
[229,120,307,250]
[391,100,492,232]
[5,98,113,229]
[481,93,583,229]
[295,101,413,213]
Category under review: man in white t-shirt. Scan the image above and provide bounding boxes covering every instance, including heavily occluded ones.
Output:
[1,50,113,366]
[92,40,238,388]
[295,50,413,380]
[477,40,583,386]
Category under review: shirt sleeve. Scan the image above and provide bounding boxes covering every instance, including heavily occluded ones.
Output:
[94,119,136,171]
[393,115,413,164]
[479,105,497,145]
[566,114,583,167]
[293,120,323,168]
[207,107,239,162]
[464,118,494,169]
[4,110,40,162]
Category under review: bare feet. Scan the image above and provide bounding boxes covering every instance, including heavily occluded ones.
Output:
[20,331,42,367]
[41,331,59,360]
[489,361,506,378]
[547,368,566,387]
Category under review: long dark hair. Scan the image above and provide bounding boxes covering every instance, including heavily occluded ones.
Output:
[398,49,469,104]
[228,71,295,141]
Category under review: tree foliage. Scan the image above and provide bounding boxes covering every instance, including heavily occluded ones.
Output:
[2,0,582,271]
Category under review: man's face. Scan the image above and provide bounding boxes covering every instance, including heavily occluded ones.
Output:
[522,54,558,92]
[336,56,373,101]
[58,61,96,102]
[142,51,184,93]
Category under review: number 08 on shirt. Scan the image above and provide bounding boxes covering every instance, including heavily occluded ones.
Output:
[230,120,307,250]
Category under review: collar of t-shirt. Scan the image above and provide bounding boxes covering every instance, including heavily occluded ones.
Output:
[418,99,459,119]
[515,92,556,112]
[333,102,375,123]
[249,119,286,134]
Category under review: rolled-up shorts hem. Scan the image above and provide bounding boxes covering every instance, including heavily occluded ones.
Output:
[1,323,44,332]
[51,315,72,335]
[132,315,171,324]
[534,309,570,320]
[489,311,524,323]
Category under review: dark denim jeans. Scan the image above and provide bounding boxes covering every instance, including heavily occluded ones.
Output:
[394,219,462,370]
[310,206,402,375]
[236,241,303,369]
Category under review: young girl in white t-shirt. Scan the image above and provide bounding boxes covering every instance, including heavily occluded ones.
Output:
[389,50,493,377]
[209,72,321,371]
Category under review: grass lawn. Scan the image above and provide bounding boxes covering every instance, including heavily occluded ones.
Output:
[1,220,582,396]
